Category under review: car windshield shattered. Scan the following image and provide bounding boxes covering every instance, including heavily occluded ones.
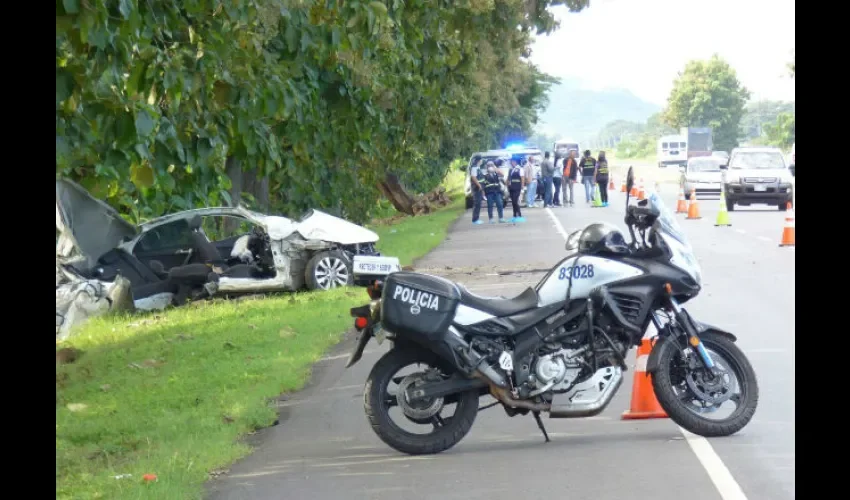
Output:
[730,152,785,169]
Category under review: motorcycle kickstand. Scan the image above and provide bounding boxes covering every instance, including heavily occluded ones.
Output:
[532,411,550,443]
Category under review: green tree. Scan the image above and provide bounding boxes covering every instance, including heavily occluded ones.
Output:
[762,112,795,149]
[57,0,592,221]
[663,55,750,151]
[739,100,795,141]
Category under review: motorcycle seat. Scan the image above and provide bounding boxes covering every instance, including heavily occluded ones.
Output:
[457,285,539,317]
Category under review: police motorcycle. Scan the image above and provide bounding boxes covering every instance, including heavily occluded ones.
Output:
[348,167,758,455]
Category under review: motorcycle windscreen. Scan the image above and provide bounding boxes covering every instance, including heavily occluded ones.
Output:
[381,272,461,342]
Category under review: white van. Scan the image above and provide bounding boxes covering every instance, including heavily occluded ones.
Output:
[657,135,687,168]
[554,139,579,160]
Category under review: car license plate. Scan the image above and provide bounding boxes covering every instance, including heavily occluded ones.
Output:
[353,255,401,276]
[754,185,767,192]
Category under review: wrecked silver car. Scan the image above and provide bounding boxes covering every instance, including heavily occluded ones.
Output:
[56,179,401,315]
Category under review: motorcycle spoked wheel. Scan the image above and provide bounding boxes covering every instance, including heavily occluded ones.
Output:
[651,331,759,437]
[364,348,479,455]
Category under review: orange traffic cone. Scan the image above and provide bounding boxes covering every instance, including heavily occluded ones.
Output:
[629,182,638,197]
[621,179,627,193]
[686,188,701,219]
[609,177,616,190]
[622,338,668,420]
[637,179,646,200]
[779,202,795,247]
[676,191,688,213]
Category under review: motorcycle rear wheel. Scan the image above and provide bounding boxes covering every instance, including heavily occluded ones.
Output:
[651,331,759,437]
[364,347,479,455]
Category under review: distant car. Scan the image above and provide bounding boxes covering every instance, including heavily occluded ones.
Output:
[711,151,730,162]
[464,147,542,209]
[681,156,725,199]
[723,147,794,211]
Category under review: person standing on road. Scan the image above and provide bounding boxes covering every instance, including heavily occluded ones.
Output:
[524,157,538,208]
[563,150,578,207]
[469,158,486,225]
[541,152,555,208]
[507,158,525,222]
[552,155,563,207]
[595,151,610,207]
[580,150,597,204]
[482,162,507,223]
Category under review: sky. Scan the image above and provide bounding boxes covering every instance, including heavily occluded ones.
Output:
[530,0,796,106]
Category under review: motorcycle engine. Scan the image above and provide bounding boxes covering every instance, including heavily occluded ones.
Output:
[529,348,585,394]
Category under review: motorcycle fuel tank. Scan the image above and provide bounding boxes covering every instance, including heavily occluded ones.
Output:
[536,255,644,306]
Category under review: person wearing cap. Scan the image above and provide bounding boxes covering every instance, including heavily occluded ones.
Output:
[482,161,507,223]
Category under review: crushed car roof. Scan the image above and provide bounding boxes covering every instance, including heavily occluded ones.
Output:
[56,179,138,267]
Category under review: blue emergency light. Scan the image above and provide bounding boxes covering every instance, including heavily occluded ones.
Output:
[505,143,525,151]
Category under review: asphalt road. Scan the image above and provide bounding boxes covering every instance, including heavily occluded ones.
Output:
[207,186,795,500]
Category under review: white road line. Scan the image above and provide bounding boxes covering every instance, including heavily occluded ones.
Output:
[545,214,748,500]
[757,236,772,242]
[735,229,746,234]
[680,428,748,500]
[545,207,571,240]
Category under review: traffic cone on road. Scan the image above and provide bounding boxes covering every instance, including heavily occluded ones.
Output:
[621,179,627,193]
[637,179,646,200]
[686,188,701,219]
[676,191,688,213]
[715,192,731,226]
[779,202,795,247]
[609,177,616,190]
[592,185,603,207]
[622,338,668,420]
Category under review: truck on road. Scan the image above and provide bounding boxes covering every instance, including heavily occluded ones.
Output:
[681,126,713,159]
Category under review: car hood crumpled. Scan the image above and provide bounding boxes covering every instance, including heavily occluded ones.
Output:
[295,210,379,245]
[56,179,138,267]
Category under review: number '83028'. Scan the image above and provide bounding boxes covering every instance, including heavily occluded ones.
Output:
[558,264,594,280]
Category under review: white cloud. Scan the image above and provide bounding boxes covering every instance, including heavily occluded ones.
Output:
[531,0,796,105]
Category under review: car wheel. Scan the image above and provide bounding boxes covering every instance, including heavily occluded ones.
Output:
[726,199,735,212]
[777,203,787,211]
[305,250,353,291]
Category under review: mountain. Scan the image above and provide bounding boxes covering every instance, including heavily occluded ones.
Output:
[536,78,661,142]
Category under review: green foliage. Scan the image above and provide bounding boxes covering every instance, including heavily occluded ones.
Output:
[663,55,750,151]
[57,0,584,224]
[739,100,795,141]
[762,112,795,149]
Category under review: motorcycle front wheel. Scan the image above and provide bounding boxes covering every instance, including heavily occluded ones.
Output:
[364,347,479,455]
[651,331,759,437]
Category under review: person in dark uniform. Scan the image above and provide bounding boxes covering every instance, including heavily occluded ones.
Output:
[595,151,610,207]
[482,161,507,223]
[507,158,525,222]
[580,150,597,204]
[469,158,485,225]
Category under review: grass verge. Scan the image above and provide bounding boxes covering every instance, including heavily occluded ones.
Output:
[56,169,467,499]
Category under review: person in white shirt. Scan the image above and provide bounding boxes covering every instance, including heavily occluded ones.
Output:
[552,156,564,207]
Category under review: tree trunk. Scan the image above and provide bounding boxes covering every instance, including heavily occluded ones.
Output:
[378,172,416,215]
[225,155,243,235]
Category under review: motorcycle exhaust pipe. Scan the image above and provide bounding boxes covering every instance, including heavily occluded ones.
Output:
[446,326,508,388]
